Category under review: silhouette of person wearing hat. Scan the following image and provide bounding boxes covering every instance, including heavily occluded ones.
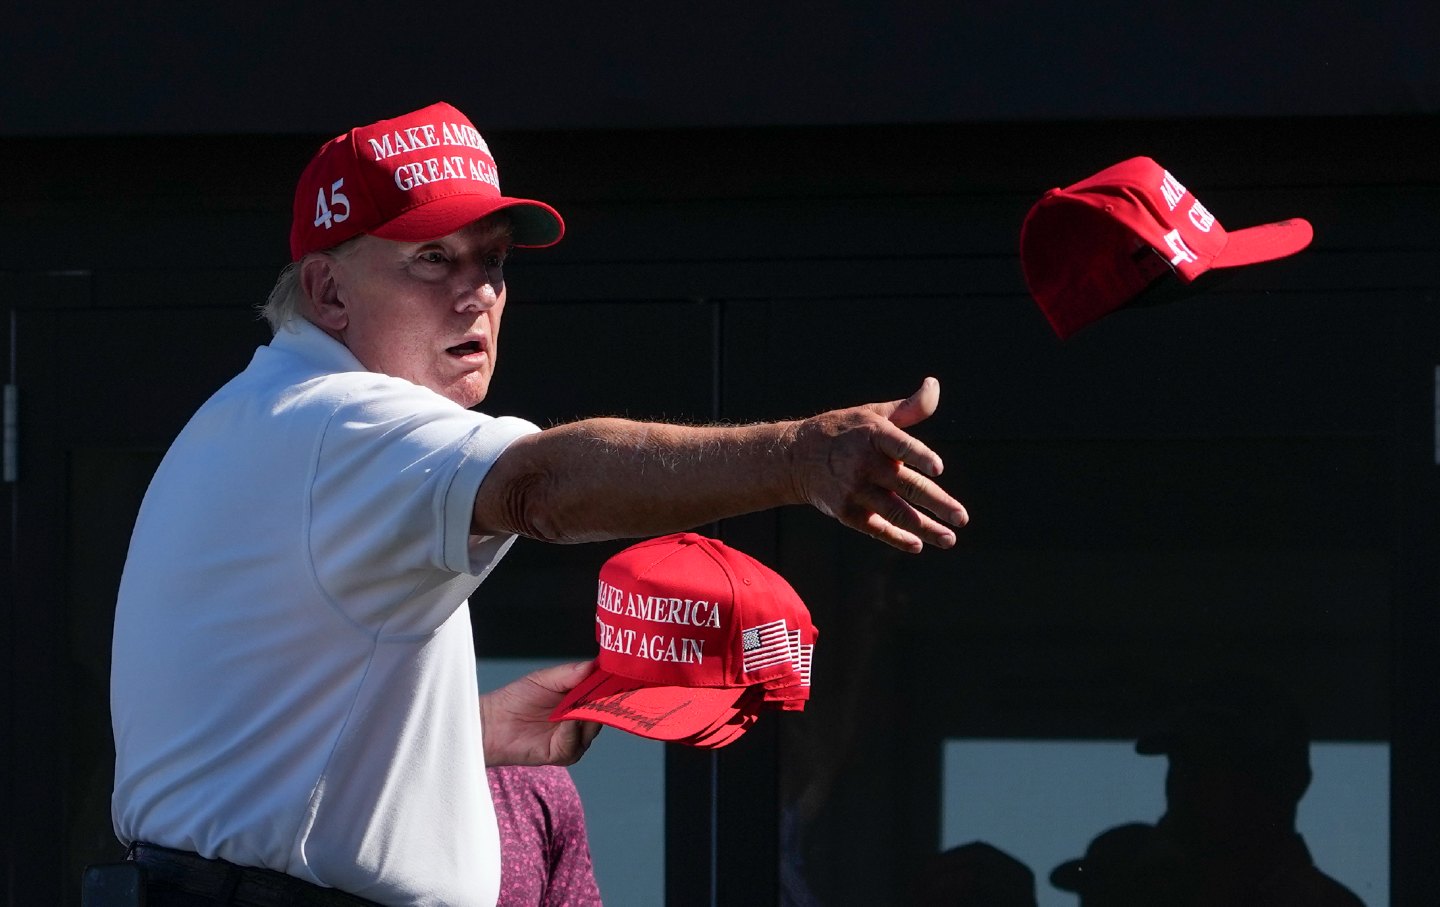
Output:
[1049,822,1200,907]
[1136,674,1365,906]
[910,840,1038,907]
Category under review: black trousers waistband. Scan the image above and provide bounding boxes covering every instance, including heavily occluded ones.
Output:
[130,844,383,907]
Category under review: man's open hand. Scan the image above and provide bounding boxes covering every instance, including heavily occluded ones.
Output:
[789,377,969,553]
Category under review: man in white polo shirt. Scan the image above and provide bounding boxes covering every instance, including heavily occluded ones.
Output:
[106,101,969,907]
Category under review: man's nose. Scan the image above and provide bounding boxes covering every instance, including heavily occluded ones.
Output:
[454,268,502,312]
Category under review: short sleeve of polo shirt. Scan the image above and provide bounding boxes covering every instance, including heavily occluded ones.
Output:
[305,375,538,631]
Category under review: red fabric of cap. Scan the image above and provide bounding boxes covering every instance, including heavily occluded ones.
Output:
[688,698,763,749]
[551,671,758,743]
[288,101,564,260]
[762,621,815,705]
[549,532,813,746]
[1020,156,1312,339]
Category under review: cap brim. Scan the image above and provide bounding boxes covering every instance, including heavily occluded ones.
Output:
[683,688,764,748]
[1049,859,1085,891]
[1212,218,1313,269]
[369,195,565,248]
[548,668,757,742]
[688,709,760,749]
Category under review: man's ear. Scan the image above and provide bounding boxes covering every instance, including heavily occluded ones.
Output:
[299,254,347,332]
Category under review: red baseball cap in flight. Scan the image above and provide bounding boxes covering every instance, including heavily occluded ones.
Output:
[289,101,564,260]
[549,532,815,748]
[1020,156,1313,339]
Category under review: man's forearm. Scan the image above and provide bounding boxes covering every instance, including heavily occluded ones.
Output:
[474,379,967,553]
[473,417,804,543]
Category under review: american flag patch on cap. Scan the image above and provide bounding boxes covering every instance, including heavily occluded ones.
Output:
[742,618,791,673]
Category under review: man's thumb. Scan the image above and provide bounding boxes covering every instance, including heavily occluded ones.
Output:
[886,376,940,429]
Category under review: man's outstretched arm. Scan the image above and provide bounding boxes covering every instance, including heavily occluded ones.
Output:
[473,377,968,553]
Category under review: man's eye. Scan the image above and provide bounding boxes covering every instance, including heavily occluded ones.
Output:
[418,251,447,264]
[485,255,506,269]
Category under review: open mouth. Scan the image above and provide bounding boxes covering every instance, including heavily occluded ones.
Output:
[446,340,483,357]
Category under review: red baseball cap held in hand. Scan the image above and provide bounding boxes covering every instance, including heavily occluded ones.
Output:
[288,101,564,260]
[1020,156,1313,339]
[549,533,816,749]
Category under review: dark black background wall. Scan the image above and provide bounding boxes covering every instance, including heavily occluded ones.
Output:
[3,4,1438,906]
[3,1,1436,136]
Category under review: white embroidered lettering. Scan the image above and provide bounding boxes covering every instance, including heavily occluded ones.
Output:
[597,579,625,614]
[313,179,350,230]
[1188,200,1215,232]
[1159,170,1187,210]
[596,617,636,655]
[367,135,396,161]
[1162,228,1200,265]
[468,157,499,189]
[635,634,704,664]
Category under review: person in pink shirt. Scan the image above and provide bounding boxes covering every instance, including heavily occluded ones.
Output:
[488,766,602,907]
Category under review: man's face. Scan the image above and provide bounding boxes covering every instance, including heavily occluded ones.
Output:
[323,217,513,408]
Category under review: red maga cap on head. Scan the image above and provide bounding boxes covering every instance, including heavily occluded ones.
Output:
[1020,156,1313,339]
[549,533,813,746]
[288,101,564,260]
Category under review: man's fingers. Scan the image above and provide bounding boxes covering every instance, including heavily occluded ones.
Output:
[854,444,967,527]
[846,486,960,552]
[858,512,925,553]
[891,464,969,528]
[874,425,945,479]
[550,720,603,766]
[524,660,596,695]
